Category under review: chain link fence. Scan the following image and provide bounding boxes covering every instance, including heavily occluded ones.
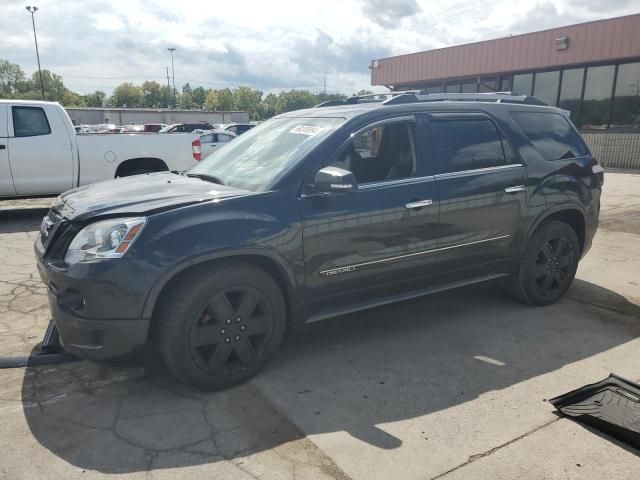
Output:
[582,132,640,169]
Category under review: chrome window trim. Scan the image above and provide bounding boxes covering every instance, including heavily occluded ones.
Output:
[359,174,436,190]
[435,163,524,180]
[319,234,511,276]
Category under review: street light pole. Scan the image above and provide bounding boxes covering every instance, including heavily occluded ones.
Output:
[168,47,176,108]
[26,6,45,101]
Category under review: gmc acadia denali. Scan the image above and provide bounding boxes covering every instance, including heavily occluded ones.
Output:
[35,92,603,390]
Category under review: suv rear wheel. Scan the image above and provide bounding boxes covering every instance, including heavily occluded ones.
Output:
[156,262,286,390]
[507,221,580,306]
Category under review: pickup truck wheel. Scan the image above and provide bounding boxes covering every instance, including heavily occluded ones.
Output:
[156,263,286,390]
[506,221,579,306]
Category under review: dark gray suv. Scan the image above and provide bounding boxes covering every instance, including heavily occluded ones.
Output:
[36,92,603,390]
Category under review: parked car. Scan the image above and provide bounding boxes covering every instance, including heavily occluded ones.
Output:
[35,92,603,390]
[160,122,215,133]
[144,123,167,132]
[121,124,145,133]
[0,100,202,197]
[224,123,255,135]
[199,130,236,156]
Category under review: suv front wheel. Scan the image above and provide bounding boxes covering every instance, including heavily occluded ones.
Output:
[156,262,286,390]
[507,220,580,306]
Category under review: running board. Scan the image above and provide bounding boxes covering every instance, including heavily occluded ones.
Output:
[550,374,640,450]
[306,273,507,324]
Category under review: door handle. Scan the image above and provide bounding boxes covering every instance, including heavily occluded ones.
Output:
[504,185,526,193]
[0,145,5,150]
[405,199,433,209]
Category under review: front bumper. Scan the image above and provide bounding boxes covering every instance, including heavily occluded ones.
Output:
[36,239,151,361]
[45,288,149,360]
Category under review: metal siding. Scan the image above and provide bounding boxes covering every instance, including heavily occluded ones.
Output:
[372,14,640,86]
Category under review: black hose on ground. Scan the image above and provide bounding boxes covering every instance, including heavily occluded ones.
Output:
[0,352,78,369]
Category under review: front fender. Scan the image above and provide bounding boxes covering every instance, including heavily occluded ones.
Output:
[141,245,300,319]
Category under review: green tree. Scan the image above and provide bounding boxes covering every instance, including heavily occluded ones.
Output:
[111,82,143,107]
[234,86,262,119]
[141,81,163,108]
[276,89,317,113]
[216,88,235,111]
[84,90,105,107]
[61,89,86,107]
[259,93,279,119]
[0,60,25,96]
[204,90,218,111]
[191,86,207,108]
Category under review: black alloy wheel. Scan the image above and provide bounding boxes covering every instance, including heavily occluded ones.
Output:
[505,220,580,306]
[156,262,286,390]
[532,235,575,298]
[189,286,274,375]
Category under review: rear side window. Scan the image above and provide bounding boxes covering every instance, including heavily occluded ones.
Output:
[12,106,51,137]
[510,111,587,161]
[431,118,507,173]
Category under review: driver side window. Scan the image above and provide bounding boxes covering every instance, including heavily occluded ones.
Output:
[329,121,417,184]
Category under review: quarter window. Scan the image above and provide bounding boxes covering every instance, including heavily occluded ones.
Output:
[330,121,416,183]
[431,118,507,173]
[12,106,51,137]
[511,111,587,161]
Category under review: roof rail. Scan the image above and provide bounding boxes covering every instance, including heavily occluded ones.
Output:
[314,90,421,108]
[382,92,548,106]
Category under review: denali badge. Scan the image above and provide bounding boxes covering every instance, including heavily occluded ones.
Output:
[320,266,356,277]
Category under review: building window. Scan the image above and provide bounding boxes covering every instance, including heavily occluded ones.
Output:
[445,83,461,93]
[461,81,477,93]
[425,83,443,94]
[479,77,498,92]
[611,62,640,129]
[558,68,584,124]
[500,76,512,92]
[533,71,560,106]
[581,65,615,129]
[512,73,533,96]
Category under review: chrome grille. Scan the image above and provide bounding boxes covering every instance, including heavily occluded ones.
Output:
[40,210,64,249]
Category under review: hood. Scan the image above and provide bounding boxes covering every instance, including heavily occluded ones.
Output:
[55,172,252,221]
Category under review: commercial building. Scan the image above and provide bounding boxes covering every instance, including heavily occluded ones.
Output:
[65,107,249,127]
[370,14,640,168]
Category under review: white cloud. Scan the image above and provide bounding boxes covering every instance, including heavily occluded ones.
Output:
[0,0,637,95]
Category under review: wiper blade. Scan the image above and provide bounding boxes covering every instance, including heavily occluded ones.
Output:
[186,173,225,185]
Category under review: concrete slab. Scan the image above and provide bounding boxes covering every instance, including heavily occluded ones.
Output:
[0,172,638,479]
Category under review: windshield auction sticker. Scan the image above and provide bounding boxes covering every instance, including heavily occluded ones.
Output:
[290,125,323,136]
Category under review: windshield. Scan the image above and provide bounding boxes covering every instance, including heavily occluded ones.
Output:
[187,117,345,191]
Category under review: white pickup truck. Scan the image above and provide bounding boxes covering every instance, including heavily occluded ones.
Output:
[0,100,202,197]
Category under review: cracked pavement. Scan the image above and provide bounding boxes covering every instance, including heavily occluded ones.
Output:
[1,173,639,479]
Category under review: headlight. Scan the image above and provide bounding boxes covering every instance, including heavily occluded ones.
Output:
[64,217,147,265]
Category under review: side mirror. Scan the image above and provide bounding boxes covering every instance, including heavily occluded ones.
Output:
[314,167,358,193]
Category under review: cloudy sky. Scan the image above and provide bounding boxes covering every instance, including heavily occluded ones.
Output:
[1,0,638,95]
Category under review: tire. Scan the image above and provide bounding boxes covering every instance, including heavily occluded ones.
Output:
[506,220,580,306]
[155,262,286,390]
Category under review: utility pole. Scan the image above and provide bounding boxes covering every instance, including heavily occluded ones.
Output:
[167,48,176,108]
[165,67,171,108]
[26,6,45,101]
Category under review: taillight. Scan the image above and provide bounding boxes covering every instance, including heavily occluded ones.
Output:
[192,139,202,161]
